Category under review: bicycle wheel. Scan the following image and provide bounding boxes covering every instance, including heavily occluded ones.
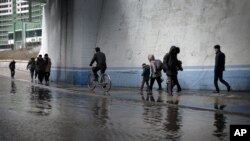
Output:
[87,73,96,90]
[101,74,112,92]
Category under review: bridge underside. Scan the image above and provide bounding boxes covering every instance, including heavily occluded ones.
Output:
[41,0,250,90]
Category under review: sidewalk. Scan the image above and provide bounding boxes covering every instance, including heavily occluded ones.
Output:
[1,67,250,117]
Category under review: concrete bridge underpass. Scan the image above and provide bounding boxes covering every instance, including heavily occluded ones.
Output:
[40,0,250,90]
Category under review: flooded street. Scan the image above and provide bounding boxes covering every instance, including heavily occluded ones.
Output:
[0,76,250,141]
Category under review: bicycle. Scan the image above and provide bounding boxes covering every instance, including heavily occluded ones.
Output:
[87,71,112,92]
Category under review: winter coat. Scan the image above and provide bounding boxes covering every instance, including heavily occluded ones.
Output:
[215,51,225,73]
[36,58,46,72]
[141,65,150,80]
[44,57,52,72]
[163,46,178,76]
[9,61,16,70]
[90,52,107,68]
[148,54,161,78]
[27,59,36,70]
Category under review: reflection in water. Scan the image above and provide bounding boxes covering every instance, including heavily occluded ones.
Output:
[141,92,155,102]
[142,91,163,135]
[28,85,52,116]
[156,91,164,103]
[141,91,182,140]
[10,80,16,94]
[92,98,109,127]
[164,95,182,140]
[213,97,227,140]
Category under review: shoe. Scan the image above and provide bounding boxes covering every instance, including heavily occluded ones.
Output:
[227,86,231,92]
[213,90,220,93]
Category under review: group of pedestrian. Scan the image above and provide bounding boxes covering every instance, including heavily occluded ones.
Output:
[9,45,231,93]
[29,54,52,84]
[140,46,182,95]
[9,54,52,85]
[140,45,231,94]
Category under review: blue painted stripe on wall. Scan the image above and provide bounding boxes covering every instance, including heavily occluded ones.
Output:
[50,65,250,90]
[51,64,250,70]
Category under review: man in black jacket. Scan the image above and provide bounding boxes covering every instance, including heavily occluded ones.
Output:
[89,47,107,81]
[9,60,16,78]
[163,46,178,95]
[213,45,231,93]
[36,55,46,84]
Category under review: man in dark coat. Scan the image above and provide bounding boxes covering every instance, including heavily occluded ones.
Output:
[27,57,36,81]
[163,46,179,95]
[172,47,183,92]
[213,45,231,93]
[36,55,46,84]
[89,47,107,81]
[9,60,16,78]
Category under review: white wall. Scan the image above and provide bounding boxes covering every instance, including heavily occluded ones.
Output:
[41,0,250,89]
[96,0,250,67]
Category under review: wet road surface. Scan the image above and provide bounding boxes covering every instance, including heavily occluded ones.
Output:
[1,76,250,141]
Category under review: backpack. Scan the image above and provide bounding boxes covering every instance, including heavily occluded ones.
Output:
[154,59,163,71]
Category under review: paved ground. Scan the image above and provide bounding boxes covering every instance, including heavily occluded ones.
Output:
[0,68,250,141]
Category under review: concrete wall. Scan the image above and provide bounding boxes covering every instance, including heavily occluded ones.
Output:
[41,0,250,90]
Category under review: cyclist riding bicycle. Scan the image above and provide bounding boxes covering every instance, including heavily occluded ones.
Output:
[89,47,107,81]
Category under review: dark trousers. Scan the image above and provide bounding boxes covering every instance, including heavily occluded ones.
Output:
[10,69,15,78]
[92,66,106,80]
[140,78,149,90]
[167,76,173,95]
[35,70,38,79]
[149,76,162,90]
[38,71,45,83]
[172,75,181,91]
[45,72,50,82]
[214,71,230,91]
[30,69,35,80]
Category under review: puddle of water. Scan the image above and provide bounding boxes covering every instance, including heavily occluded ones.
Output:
[0,76,250,141]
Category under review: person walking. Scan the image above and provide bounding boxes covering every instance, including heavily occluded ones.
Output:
[213,45,231,93]
[163,46,178,95]
[44,54,52,85]
[140,63,150,91]
[27,57,36,82]
[36,55,46,84]
[172,47,183,92]
[9,60,16,79]
[34,57,39,81]
[148,54,162,92]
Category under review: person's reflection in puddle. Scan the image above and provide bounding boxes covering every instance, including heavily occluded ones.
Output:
[10,80,16,94]
[92,98,109,128]
[164,95,182,140]
[141,91,155,102]
[166,94,179,105]
[29,86,52,116]
[213,97,227,140]
[156,91,164,103]
[142,91,163,131]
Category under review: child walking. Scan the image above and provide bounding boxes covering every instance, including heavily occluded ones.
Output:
[140,63,150,91]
